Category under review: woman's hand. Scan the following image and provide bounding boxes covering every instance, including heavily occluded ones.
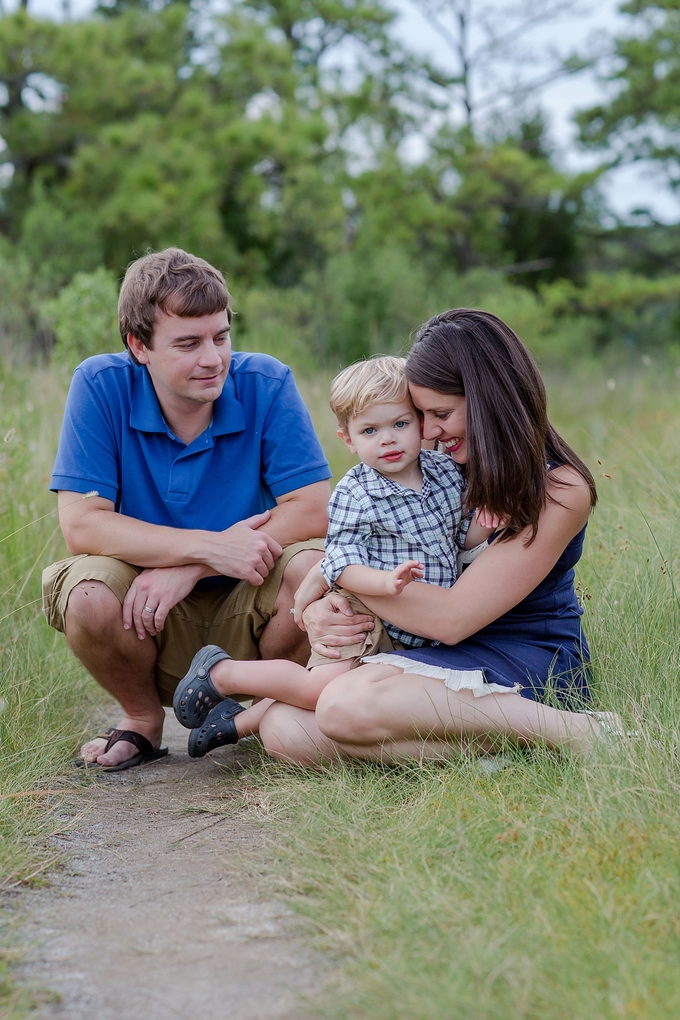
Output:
[123,564,207,639]
[301,593,375,659]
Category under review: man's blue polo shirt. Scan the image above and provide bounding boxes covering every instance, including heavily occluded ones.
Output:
[51,350,331,532]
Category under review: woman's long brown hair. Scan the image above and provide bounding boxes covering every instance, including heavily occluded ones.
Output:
[405,309,597,542]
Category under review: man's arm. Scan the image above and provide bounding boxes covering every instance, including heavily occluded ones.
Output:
[60,478,329,570]
[257,481,330,547]
[58,492,282,585]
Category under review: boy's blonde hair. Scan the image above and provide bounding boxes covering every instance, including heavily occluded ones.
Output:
[330,356,410,430]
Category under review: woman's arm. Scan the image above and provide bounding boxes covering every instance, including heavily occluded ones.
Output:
[302,466,591,651]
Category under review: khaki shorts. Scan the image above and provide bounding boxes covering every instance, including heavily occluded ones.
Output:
[42,540,324,706]
[306,587,398,669]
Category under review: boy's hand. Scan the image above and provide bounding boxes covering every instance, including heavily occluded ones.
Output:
[385,560,423,596]
[476,507,504,530]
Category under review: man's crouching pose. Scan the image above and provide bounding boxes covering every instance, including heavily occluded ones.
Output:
[42,248,335,770]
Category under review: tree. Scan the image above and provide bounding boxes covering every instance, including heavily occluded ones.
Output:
[577,1,680,192]
[402,0,587,129]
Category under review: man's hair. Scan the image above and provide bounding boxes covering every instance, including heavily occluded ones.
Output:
[329,356,410,430]
[118,248,232,363]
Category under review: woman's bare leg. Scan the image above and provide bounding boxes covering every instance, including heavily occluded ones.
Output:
[314,664,600,755]
[258,702,470,766]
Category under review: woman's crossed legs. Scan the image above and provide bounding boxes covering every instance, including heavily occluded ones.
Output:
[258,662,600,765]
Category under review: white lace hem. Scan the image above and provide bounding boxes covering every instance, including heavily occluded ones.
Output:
[364,653,522,698]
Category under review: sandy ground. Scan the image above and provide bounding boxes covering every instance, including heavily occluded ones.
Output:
[7,712,324,1020]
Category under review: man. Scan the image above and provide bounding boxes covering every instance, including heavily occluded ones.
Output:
[42,248,332,770]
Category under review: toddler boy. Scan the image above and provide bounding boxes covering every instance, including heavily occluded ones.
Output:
[172,356,490,755]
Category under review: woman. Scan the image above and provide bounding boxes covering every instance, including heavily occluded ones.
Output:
[258,309,609,764]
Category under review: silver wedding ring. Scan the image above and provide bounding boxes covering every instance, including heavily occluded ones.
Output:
[144,606,156,614]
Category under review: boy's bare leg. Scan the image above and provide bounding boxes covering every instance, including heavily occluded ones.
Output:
[65,581,165,767]
[211,657,354,712]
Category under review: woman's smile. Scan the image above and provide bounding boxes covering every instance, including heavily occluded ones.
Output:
[408,384,468,464]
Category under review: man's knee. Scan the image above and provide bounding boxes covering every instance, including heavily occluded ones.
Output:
[277,549,323,600]
[64,580,123,635]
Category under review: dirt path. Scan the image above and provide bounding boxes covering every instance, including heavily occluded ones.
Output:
[8,712,324,1019]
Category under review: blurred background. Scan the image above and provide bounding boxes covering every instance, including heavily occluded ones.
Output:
[2,0,680,374]
[3,10,680,1014]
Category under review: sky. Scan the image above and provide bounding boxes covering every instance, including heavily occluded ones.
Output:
[7,0,680,224]
[390,0,680,223]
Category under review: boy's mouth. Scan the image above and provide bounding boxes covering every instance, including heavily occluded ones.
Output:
[380,451,404,462]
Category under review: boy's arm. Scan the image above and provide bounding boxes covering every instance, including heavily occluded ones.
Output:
[337,560,423,598]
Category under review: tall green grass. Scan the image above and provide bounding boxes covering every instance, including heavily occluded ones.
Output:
[251,361,680,1019]
[0,365,104,891]
[1,356,679,1018]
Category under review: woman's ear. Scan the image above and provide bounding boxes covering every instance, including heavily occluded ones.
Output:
[337,428,357,455]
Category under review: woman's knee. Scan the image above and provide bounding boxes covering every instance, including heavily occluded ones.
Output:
[259,703,327,765]
[315,674,378,744]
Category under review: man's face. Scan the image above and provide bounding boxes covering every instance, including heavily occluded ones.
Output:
[129,309,231,409]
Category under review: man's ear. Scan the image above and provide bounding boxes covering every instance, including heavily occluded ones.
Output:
[337,428,357,455]
[127,333,150,364]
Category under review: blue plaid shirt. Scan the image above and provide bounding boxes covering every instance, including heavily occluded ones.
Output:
[321,450,469,647]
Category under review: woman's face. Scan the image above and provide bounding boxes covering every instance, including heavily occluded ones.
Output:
[409,384,468,464]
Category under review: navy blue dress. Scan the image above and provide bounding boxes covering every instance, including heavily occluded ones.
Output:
[393,525,591,709]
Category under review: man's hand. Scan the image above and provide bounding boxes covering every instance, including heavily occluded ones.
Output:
[301,592,375,660]
[384,560,424,595]
[201,511,283,584]
[123,564,207,639]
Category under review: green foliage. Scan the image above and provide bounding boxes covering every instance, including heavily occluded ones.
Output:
[577,0,680,187]
[0,241,52,362]
[0,1,679,367]
[46,268,120,373]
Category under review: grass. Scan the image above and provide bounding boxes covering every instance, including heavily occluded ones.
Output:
[1,353,679,1017]
[253,360,680,1018]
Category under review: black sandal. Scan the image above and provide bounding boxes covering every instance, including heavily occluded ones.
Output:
[188,700,246,758]
[173,645,231,729]
[79,729,169,772]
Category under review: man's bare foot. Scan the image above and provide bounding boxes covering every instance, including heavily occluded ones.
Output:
[79,714,165,767]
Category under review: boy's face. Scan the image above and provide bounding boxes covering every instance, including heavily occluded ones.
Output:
[340,399,422,480]
[127,309,231,410]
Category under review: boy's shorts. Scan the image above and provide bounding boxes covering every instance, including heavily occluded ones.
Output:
[42,540,324,706]
[306,587,399,669]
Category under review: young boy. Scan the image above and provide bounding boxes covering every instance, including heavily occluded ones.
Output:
[173,356,493,756]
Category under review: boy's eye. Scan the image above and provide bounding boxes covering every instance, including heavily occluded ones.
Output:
[363,427,377,435]
[394,420,408,429]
